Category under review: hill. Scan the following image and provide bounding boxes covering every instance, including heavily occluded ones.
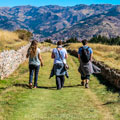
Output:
[52,6,120,40]
[0,4,117,40]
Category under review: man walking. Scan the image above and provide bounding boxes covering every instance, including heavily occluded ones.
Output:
[78,39,93,88]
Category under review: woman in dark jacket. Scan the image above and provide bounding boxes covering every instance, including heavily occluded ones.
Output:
[51,40,68,90]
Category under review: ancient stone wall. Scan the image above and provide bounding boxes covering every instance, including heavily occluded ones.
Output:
[0,44,30,79]
[0,44,52,79]
[67,49,120,89]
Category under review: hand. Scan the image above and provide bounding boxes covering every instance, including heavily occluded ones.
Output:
[41,62,44,67]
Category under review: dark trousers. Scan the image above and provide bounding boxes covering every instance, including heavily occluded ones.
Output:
[29,64,40,87]
[81,75,90,80]
[56,76,65,90]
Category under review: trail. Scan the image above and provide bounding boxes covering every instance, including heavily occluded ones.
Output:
[0,52,118,120]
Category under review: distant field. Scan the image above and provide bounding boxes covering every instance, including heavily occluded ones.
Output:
[0,30,28,52]
[66,43,120,70]
[38,42,56,49]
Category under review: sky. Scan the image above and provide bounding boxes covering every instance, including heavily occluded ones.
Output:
[0,0,120,7]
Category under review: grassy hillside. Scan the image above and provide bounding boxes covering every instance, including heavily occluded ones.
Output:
[66,43,120,70]
[0,52,120,120]
[0,30,29,52]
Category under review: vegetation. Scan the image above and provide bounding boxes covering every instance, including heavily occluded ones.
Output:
[66,43,120,70]
[44,39,52,43]
[66,37,79,43]
[14,29,33,41]
[90,35,120,45]
[0,29,29,52]
[0,53,120,120]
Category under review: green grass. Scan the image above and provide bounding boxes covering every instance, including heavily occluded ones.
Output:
[0,53,120,120]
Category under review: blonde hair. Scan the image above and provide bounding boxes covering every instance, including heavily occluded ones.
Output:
[29,40,38,58]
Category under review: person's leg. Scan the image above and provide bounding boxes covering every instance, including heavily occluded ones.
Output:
[34,65,40,88]
[60,76,65,88]
[56,76,62,90]
[81,75,85,86]
[29,65,34,88]
[85,75,90,88]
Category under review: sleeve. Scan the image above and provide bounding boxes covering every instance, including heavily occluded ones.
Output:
[37,48,41,53]
[64,48,67,54]
[89,48,93,54]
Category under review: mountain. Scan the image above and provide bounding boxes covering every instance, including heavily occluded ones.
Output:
[0,4,116,40]
[51,6,120,40]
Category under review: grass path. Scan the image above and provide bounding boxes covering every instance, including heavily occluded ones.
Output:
[0,52,120,120]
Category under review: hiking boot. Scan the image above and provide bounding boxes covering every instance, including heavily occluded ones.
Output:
[81,81,85,86]
[85,83,89,88]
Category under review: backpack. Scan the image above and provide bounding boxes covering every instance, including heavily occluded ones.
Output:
[80,47,90,63]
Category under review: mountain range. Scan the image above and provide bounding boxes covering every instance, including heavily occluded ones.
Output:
[0,4,120,40]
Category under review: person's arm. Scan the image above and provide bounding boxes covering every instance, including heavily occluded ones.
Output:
[90,48,93,61]
[26,49,29,58]
[64,49,68,59]
[78,48,81,62]
[78,54,80,62]
[90,53,93,61]
[51,52,55,59]
[38,53,44,67]
[65,53,68,59]
[51,49,55,59]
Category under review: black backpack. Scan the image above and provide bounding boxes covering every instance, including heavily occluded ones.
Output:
[80,47,90,63]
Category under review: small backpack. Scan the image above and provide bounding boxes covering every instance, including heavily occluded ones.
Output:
[80,47,90,63]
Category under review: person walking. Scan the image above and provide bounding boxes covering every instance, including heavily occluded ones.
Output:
[78,39,93,88]
[26,40,43,88]
[51,40,68,90]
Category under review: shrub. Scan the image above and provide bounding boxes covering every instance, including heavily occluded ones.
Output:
[14,29,33,41]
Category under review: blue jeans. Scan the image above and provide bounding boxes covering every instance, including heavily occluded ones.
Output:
[29,64,40,87]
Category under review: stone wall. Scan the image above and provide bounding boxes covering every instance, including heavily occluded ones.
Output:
[0,44,52,79]
[67,49,120,89]
[0,44,30,79]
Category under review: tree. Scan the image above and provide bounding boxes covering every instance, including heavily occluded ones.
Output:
[45,39,52,43]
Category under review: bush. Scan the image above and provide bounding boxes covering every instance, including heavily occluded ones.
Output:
[66,37,79,43]
[45,39,52,43]
[14,29,33,41]
[89,35,120,45]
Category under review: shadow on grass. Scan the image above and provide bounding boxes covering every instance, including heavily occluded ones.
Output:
[64,84,82,88]
[38,84,82,90]
[102,100,120,105]
[13,83,30,89]
[93,74,120,93]
[13,84,82,90]
[0,87,6,90]
[37,86,56,90]
[93,74,120,105]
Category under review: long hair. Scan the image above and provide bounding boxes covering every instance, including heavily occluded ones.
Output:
[29,40,38,58]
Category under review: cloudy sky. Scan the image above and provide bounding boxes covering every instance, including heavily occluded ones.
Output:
[0,0,120,7]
